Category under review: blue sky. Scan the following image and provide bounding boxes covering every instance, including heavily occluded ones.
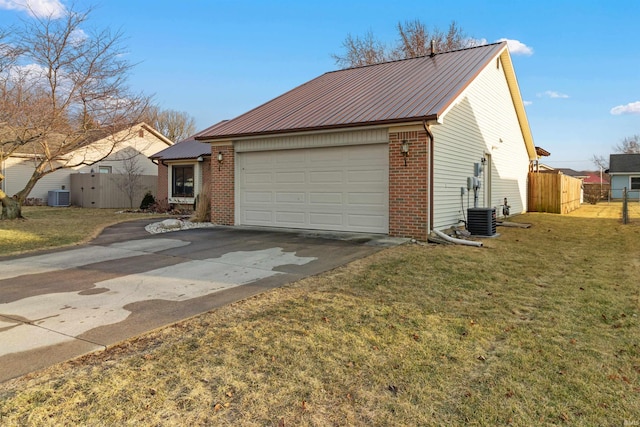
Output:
[1,0,639,171]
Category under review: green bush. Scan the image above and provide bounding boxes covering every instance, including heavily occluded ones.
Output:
[140,191,155,210]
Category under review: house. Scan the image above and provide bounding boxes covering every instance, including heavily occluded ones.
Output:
[195,42,537,240]
[1,123,172,205]
[608,153,640,199]
[150,121,227,208]
[582,171,610,200]
[550,168,589,179]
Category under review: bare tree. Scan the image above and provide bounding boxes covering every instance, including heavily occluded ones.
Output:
[333,20,477,68]
[591,154,608,170]
[331,31,390,69]
[143,106,196,143]
[0,5,149,219]
[614,135,640,154]
[114,148,143,209]
[0,29,26,218]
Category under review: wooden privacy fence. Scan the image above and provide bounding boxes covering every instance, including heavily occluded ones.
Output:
[528,172,582,214]
[70,173,157,208]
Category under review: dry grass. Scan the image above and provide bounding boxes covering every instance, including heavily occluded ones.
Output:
[0,203,639,426]
[0,206,164,256]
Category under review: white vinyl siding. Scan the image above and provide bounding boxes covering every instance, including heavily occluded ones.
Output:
[432,57,530,230]
[3,157,72,200]
[237,144,389,233]
[2,124,169,202]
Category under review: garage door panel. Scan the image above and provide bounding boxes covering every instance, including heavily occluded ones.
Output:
[310,150,344,163]
[244,210,273,223]
[244,191,272,203]
[309,213,344,226]
[348,145,387,162]
[275,211,306,225]
[347,214,386,228]
[239,144,388,233]
[275,192,305,203]
[275,171,306,184]
[348,192,386,206]
[244,172,273,184]
[348,169,386,183]
[275,150,306,164]
[244,151,273,166]
[309,170,343,184]
[309,192,343,205]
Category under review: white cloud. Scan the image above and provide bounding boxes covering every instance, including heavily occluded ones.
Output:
[467,38,488,47]
[523,100,533,106]
[610,101,640,115]
[69,28,87,45]
[0,0,65,18]
[497,38,534,56]
[538,90,569,99]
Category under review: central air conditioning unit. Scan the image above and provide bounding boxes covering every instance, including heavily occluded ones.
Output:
[48,190,70,207]
[467,207,496,236]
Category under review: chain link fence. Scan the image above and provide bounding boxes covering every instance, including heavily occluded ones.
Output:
[621,187,640,224]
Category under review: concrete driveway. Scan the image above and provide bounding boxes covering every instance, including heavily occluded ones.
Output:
[0,220,403,382]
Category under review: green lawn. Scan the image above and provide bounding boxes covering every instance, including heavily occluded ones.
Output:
[0,204,638,425]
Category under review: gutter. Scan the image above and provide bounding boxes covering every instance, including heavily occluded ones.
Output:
[195,116,439,142]
[423,120,435,235]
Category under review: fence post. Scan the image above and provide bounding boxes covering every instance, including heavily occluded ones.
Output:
[622,187,628,224]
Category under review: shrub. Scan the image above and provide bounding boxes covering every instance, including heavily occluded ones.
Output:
[140,191,155,210]
[150,198,171,213]
[190,181,211,223]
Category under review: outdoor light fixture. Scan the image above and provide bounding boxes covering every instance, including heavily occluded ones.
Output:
[196,156,204,162]
[401,140,409,166]
[217,151,223,170]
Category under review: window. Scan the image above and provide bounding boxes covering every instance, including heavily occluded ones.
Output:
[98,166,112,174]
[631,177,640,190]
[172,165,194,197]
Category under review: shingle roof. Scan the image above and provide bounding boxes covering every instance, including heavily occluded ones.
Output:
[609,153,640,173]
[150,121,227,160]
[196,42,509,140]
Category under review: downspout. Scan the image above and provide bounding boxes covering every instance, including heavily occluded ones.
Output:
[423,120,435,235]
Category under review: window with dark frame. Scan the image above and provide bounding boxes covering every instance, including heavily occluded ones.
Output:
[172,165,194,197]
[631,177,640,190]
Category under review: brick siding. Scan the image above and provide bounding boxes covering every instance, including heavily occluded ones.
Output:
[389,130,430,240]
[156,162,168,200]
[210,145,234,225]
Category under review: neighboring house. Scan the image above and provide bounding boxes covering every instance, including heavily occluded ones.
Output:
[195,42,537,240]
[552,168,589,179]
[608,153,640,199]
[536,163,555,172]
[1,123,172,204]
[150,121,227,207]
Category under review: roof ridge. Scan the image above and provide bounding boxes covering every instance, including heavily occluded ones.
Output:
[328,41,506,73]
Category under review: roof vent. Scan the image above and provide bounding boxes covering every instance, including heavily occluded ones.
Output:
[430,40,436,57]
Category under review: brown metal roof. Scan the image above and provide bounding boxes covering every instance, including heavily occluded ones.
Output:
[196,42,507,140]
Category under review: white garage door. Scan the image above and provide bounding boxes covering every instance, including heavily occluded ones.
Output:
[238,144,388,233]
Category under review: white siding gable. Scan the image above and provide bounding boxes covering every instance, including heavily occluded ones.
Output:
[432,57,530,230]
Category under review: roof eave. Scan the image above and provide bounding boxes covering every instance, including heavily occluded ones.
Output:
[195,116,438,143]
[499,49,537,160]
